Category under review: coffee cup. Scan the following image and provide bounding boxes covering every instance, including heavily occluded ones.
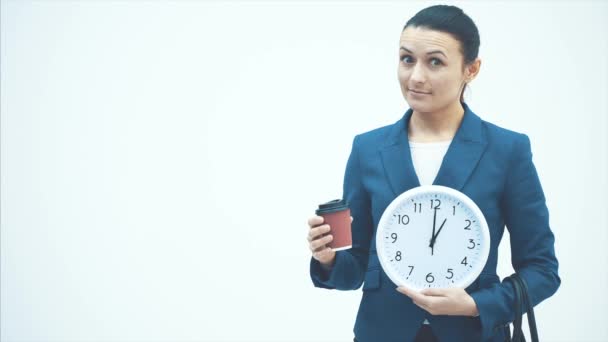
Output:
[315,199,352,251]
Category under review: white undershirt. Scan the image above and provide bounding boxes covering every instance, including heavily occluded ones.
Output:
[409,139,452,186]
[409,139,452,324]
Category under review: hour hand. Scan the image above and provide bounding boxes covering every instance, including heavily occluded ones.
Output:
[430,218,447,248]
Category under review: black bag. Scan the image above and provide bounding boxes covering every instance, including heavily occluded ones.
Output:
[502,273,539,342]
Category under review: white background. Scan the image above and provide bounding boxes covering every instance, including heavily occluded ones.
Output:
[1,1,607,341]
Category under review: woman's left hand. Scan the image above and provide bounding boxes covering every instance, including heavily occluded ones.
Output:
[396,286,479,317]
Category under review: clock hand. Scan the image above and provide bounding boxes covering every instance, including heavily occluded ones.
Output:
[430,218,448,248]
[429,208,437,247]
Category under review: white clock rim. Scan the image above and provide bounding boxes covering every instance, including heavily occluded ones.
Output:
[375,185,490,292]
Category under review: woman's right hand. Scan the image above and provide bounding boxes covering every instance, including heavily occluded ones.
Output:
[307,215,353,267]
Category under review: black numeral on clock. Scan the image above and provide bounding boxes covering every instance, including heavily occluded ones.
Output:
[430,199,441,210]
[408,265,414,276]
[464,220,472,230]
[446,268,454,279]
[391,233,398,243]
[426,272,435,283]
[413,202,422,213]
[395,251,402,261]
[461,256,468,266]
[393,214,409,225]
[468,239,476,249]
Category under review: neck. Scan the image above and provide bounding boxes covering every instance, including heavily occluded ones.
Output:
[408,102,465,142]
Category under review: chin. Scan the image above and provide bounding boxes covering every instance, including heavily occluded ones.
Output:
[405,98,435,113]
[407,96,457,115]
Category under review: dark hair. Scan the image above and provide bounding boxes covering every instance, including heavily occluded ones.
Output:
[402,5,480,102]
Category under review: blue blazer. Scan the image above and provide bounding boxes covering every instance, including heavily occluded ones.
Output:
[310,103,560,342]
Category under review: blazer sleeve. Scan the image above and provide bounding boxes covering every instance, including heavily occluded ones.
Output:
[470,133,561,341]
[309,134,374,290]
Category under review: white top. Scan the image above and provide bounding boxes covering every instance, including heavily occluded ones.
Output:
[409,139,452,324]
[409,139,452,186]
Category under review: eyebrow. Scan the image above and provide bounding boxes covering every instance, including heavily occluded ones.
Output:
[400,47,447,58]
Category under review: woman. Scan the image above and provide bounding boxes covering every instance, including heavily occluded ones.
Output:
[306,5,560,342]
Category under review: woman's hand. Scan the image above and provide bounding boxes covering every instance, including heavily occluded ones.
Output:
[395,286,479,317]
[307,216,336,267]
[306,215,353,267]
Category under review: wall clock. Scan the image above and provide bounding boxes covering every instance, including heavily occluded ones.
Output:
[376,185,490,291]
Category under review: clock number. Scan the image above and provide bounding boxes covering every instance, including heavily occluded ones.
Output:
[430,199,441,210]
[395,251,402,261]
[461,256,468,266]
[446,268,454,279]
[452,206,456,216]
[468,239,476,249]
[393,214,410,225]
[426,272,435,283]
[413,202,422,213]
[408,265,414,276]
[464,219,472,230]
[391,233,398,243]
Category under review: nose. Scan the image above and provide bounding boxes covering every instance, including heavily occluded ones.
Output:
[409,62,426,85]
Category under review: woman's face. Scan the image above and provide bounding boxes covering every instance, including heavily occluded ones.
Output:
[398,26,473,114]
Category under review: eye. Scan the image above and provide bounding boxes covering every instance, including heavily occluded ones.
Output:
[401,55,414,64]
[429,58,443,66]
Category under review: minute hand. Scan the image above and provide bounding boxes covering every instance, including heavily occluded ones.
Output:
[429,208,437,247]
[430,218,447,248]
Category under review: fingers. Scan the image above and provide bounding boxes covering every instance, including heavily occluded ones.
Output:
[307,215,324,228]
[307,214,336,264]
[306,214,335,258]
[396,286,434,310]
[397,286,476,316]
[397,287,427,303]
[307,223,330,243]
[420,288,447,297]
[309,232,333,251]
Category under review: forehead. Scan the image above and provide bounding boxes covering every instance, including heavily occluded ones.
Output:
[399,26,461,55]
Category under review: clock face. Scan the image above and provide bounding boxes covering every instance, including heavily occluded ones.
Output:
[376,185,490,291]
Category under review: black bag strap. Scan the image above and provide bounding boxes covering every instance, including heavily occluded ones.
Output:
[505,273,539,342]
[510,274,525,342]
[516,274,539,342]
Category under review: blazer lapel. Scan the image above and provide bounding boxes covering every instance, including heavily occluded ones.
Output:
[380,109,420,197]
[433,104,487,191]
[379,103,487,197]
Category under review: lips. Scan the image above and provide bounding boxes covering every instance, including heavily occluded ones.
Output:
[408,89,431,95]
